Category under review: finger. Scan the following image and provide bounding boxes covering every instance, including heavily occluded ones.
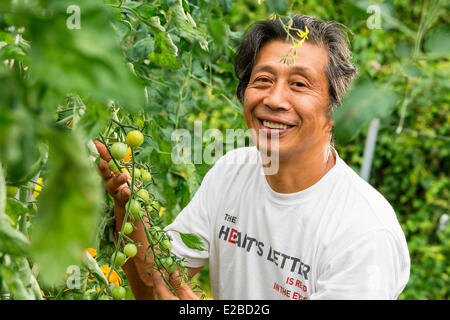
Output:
[98,159,113,181]
[169,270,199,300]
[150,267,179,300]
[93,140,111,161]
[117,184,131,204]
[105,175,131,205]
[105,173,128,194]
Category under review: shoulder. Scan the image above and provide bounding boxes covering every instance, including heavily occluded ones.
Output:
[327,153,407,245]
[318,157,410,289]
[343,159,400,229]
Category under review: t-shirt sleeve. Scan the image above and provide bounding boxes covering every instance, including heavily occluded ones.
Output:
[164,164,220,269]
[310,229,410,300]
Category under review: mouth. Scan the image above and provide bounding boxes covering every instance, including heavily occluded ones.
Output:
[256,117,298,137]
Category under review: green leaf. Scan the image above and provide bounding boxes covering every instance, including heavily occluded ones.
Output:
[0,44,28,63]
[0,107,47,187]
[148,32,181,69]
[169,0,208,51]
[424,26,450,58]
[25,0,145,113]
[0,162,29,256]
[5,198,28,225]
[172,162,199,195]
[164,33,179,57]
[264,0,289,14]
[207,18,229,47]
[217,0,233,15]
[0,162,5,216]
[30,129,104,286]
[148,16,166,33]
[121,1,143,9]
[178,232,206,251]
[333,78,398,144]
[127,37,155,62]
[0,223,30,256]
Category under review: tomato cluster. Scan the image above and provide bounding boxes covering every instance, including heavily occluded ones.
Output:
[100,127,188,299]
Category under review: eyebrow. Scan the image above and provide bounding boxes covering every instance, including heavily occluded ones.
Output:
[252,64,316,80]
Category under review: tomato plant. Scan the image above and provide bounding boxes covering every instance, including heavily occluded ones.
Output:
[0,0,227,300]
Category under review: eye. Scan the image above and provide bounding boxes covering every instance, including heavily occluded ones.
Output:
[292,81,305,87]
[254,77,271,83]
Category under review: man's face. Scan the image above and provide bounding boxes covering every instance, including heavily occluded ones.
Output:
[243,40,333,160]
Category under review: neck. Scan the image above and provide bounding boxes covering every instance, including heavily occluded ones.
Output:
[263,144,336,194]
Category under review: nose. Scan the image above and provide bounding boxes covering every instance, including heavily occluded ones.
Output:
[262,82,292,111]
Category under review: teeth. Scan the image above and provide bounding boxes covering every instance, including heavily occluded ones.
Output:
[263,120,289,129]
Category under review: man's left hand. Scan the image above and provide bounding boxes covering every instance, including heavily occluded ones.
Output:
[150,268,200,300]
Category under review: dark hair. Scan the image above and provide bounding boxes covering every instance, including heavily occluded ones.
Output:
[234,14,358,114]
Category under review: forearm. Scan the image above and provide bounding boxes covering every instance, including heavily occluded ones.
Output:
[114,203,155,299]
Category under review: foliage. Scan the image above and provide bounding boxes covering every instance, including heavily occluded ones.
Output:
[0,0,448,300]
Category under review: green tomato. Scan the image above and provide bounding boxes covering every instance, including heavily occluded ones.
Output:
[111,286,126,300]
[110,142,128,160]
[113,251,127,268]
[6,186,18,198]
[146,200,159,214]
[125,130,144,148]
[129,199,142,219]
[158,256,177,274]
[132,168,141,180]
[140,169,152,182]
[124,243,137,258]
[150,226,162,242]
[166,262,178,274]
[158,256,172,268]
[160,237,172,251]
[137,189,149,202]
[168,265,178,274]
[123,222,134,235]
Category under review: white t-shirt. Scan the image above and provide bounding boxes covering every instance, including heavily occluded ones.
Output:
[165,147,410,300]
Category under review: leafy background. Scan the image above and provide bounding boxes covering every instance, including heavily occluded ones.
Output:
[0,0,448,299]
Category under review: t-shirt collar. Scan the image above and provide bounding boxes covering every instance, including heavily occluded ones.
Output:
[259,147,342,205]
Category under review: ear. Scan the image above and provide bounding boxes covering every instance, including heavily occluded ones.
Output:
[325,118,334,134]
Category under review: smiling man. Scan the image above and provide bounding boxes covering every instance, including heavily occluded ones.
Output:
[96,14,410,300]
